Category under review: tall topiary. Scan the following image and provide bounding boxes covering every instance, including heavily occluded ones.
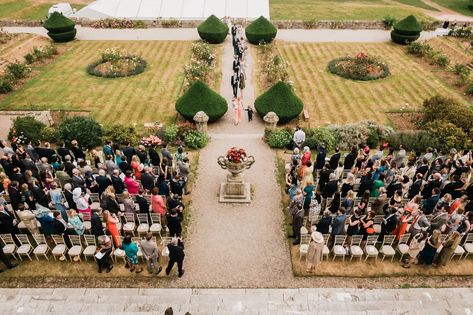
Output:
[391,15,422,45]
[58,116,104,149]
[175,80,227,123]
[197,15,228,44]
[254,81,303,124]
[245,16,277,45]
[43,12,77,42]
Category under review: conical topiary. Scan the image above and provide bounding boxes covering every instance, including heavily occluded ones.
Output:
[197,15,229,44]
[245,16,277,45]
[43,12,77,42]
[254,81,303,124]
[391,15,422,45]
[175,80,227,123]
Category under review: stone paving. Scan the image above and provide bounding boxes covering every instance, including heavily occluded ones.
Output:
[1,287,473,314]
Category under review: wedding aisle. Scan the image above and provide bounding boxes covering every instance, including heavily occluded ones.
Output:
[178,36,292,287]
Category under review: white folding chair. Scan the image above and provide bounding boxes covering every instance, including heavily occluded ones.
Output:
[113,236,126,262]
[332,235,347,261]
[298,234,311,260]
[90,193,101,210]
[349,235,364,261]
[67,235,83,262]
[150,213,162,238]
[32,234,50,261]
[136,214,149,236]
[397,233,411,262]
[463,233,473,260]
[81,211,92,233]
[132,236,144,260]
[15,234,33,261]
[379,235,396,261]
[83,235,97,261]
[364,235,379,262]
[160,236,172,257]
[322,234,330,260]
[0,234,17,260]
[51,235,67,261]
[123,212,136,236]
[452,235,466,260]
[372,215,384,234]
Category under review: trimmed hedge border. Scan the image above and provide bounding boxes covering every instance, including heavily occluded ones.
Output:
[86,56,147,78]
[197,15,228,44]
[47,29,77,42]
[327,57,390,81]
[391,32,420,45]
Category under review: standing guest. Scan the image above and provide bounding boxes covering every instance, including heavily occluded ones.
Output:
[111,169,125,194]
[238,71,245,98]
[148,144,161,167]
[166,208,183,237]
[0,245,17,272]
[7,181,22,211]
[323,173,338,200]
[0,203,19,235]
[394,207,413,241]
[329,148,341,170]
[161,144,173,168]
[122,191,136,214]
[359,210,375,242]
[342,190,356,214]
[233,97,243,126]
[419,229,442,266]
[16,204,39,235]
[344,147,358,170]
[71,168,86,189]
[141,232,162,275]
[231,71,239,98]
[91,208,104,238]
[101,187,120,215]
[157,174,170,196]
[437,231,461,266]
[408,209,430,238]
[165,237,185,277]
[306,231,324,273]
[50,182,68,222]
[151,187,167,226]
[63,183,77,210]
[136,145,149,166]
[394,145,406,168]
[380,207,398,239]
[118,156,133,174]
[73,187,91,218]
[331,208,347,238]
[315,210,332,234]
[95,169,112,197]
[402,231,427,269]
[70,140,85,161]
[423,188,441,215]
[289,189,304,245]
[136,189,150,214]
[341,174,355,198]
[170,174,185,198]
[122,143,137,166]
[315,146,327,171]
[103,140,113,157]
[232,55,240,73]
[130,155,142,180]
[122,235,143,273]
[124,171,139,195]
[293,126,305,149]
[177,157,191,194]
[141,167,155,192]
[302,180,315,212]
[68,209,85,236]
[55,165,72,188]
[21,183,36,211]
[104,210,121,248]
[96,235,113,273]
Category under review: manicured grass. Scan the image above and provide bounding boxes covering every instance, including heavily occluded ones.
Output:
[0,0,88,20]
[430,0,473,16]
[395,0,439,11]
[0,41,222,124]
[269,0,434,21]
[266,41,466,126]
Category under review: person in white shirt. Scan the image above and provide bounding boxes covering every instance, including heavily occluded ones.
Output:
[293,126,305,149]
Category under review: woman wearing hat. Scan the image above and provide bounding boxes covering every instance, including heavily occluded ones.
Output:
[306,231,324,273]
[96,235,113,273]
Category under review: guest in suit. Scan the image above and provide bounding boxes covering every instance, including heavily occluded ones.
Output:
[231,71,239,98]
[329,148,341,170]
[165,237,185,277]
[136,189,150,214]
[7,181,22,211]
[96,169,112,197]
[91,208,104,238]
[0,203,19,235]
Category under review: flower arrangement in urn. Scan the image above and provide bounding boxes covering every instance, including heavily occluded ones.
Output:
[140,135,162,147]
[226,147,247,163]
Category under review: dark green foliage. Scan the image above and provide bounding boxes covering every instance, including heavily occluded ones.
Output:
[406,42,432,56]
[255,81,303,124]
[390,31,420,45]
[8,116,46,143]
[267,129,292,148]
[421,95,473,132]
[467,84,473,95]
[197,15,228,44]
[183,130,208,149]
[175,80,227,123]
[386,131,438,152]
[43,12,75,33]
[6,61,30,80]
[0,78,13,94]
[58,116,104,149]
[40,126,61,144]
[47,29,77,43]
[366,128,379,148]
[424,120,469,150]
[305,128,337,150]
[391,15,422,45]
[104,124,140,146]
[245,16,277,44]
[393,15,422,35]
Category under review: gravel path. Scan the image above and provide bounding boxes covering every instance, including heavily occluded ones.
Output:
[176,37,293,288]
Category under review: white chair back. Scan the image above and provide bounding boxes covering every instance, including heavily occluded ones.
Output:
[83,235,97,246]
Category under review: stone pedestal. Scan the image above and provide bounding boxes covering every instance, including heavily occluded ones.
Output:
[263,112,279,130]
[193,111,209,133]
[217,155,255,203]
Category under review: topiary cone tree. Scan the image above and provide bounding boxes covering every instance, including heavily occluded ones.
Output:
[245,16,277,45]
[175,80,227,123]
[390,15,422,45]
[255,81,303,124]
[43,12,77,42]
[197,14,229,44]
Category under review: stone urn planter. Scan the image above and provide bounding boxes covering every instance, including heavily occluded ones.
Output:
[217,148,255,203]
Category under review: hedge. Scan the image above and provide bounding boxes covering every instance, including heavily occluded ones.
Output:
[47,29,77,43]
[254,81,303,124]
[421,95,473,132]
[391,15,421,45]
[8,116,46,144]
[245,16,277,44]
[197,15,228,44]
[43,12,75,33]
[390,32,420,45]
[58,116,104,149]
[175,80,227,123]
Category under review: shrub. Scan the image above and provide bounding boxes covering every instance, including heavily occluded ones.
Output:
[0,78,13,94]
[191,41,216,65]
[164,124,179,143]
[254,81,303,124]
[421,95,473,132]
[47,29,77,43]
[306,128,337,151]
[6,61,30,80]
[425,120,469,150]
[183,130,208,149]
[43,12,75,33]
[366,128,379,148]
[87,55,147,78]
[467,84,473,95]
[197,15,228,44]
[328,53,390,81]
[8,116,46,143]
[406,42,432,56]
[391,15,422,45]
[386,131,438,152]
[175,80,227,123]
[40,126,61,144]
[58,116,104,149]
[383,15,397,29]
[454,63,471,85]
[245,16,278,44]
[24,53,35,64]
[432,53,449,67]
[103,124,140,146]
[267,129,292,148]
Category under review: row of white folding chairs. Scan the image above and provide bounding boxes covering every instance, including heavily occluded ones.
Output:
[111,235,171,263]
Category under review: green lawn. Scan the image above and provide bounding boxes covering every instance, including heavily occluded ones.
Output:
[394,0,439,11]
[430,0,473,16]
[0,0,88,20]
[0,40,221,124]
[269,0,435,20]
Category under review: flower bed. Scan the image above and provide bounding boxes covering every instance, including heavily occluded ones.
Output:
[87,48,147,78]
[328,52,390,81]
